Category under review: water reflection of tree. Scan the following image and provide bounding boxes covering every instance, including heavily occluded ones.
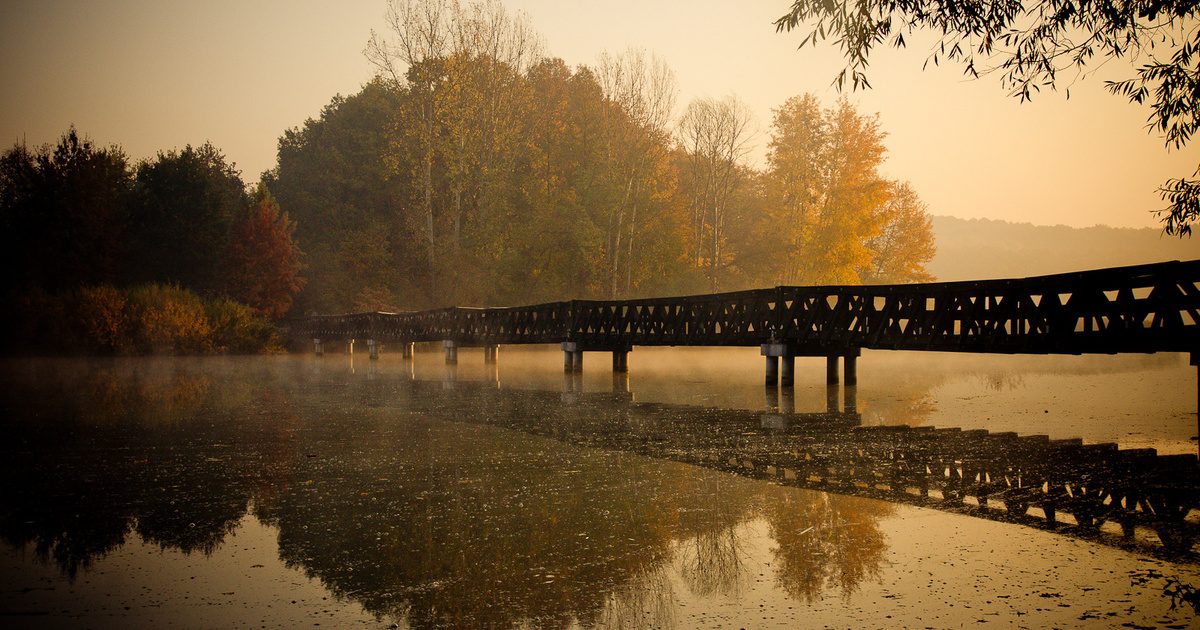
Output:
[674,518,747,598]
[251,409,761,628]
[595,565,677,629]
[0,359,897,627]
[975,372,1026,392]
[762,487,892,603]
[0,359,296,574]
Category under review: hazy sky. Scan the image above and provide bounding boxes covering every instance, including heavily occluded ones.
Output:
[1,0,1194,229]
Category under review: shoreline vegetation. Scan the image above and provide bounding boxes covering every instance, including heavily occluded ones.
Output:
[3,3,946,358]
[0,129,302,357]
[2,283,282,356]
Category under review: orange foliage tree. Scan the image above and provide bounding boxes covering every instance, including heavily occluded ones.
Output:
[221,186,304,319]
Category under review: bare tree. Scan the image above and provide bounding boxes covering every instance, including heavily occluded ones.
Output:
[443,0,542,261]
[677,95,755,291]
[365,0,452,299]
[595,49,677,297]
[365,0,541,303]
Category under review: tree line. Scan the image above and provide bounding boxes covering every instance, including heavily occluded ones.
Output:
[271,0,934,315]
[0,130,302,353]
[0,0,936,354]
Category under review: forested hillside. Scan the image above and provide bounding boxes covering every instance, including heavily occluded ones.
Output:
[266,1,936,314]
[1,0,946,353]
[928,216,1200,281]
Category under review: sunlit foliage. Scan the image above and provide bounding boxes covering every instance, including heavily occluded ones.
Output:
[728,96,934,286]
[774,0,1200,235]
[271,1,936,312]
[0,283,281,356]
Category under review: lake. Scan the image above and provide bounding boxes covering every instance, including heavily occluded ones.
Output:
[0,348,1197,628]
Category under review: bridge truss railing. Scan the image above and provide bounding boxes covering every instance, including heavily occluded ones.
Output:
[292,260,1200,354]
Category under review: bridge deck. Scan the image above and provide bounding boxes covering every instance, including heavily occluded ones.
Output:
[295,260,1200,355]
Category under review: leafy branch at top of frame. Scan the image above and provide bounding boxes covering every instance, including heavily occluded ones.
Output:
[774,0,1193,97]
[774,0,1200,235]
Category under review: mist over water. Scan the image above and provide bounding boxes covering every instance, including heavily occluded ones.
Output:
[410,346,1194,453]
[0,351,1195,627]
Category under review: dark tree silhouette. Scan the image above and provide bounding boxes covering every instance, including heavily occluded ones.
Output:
[0,128,132,292]
[128,143,247,293]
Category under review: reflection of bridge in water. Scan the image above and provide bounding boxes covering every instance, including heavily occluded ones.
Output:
[374,364,1200,560]
[2,357,1197,627]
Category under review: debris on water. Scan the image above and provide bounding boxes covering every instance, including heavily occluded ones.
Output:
[1,355,1197,628]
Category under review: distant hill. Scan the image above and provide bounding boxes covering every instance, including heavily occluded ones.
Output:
[928,216,1200,281]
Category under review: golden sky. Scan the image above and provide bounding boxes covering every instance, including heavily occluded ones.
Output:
[1,0,1194,229]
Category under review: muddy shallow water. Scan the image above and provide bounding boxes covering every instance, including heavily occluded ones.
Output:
[0,349,1196,628]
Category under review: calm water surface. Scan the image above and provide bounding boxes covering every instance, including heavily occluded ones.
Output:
[0,348,1196,628]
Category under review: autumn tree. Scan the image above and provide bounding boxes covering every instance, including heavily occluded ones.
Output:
[366,0,542,304]
[761,95,935,285]
[862,182,935,283]
[677,95,755,291]
[764,96,887,284]
[366,0,451,298]
[220,186,304,319]
[431,4,541,304]
[773,0,1200,234]
[267,79,420,313]
[503,59,609,301]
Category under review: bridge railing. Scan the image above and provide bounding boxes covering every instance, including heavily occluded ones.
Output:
[291,259,1200,354]
[569,288,774,347]
[776,258,1200,353]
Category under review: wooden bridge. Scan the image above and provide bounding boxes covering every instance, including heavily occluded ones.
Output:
[294,259,1200,386]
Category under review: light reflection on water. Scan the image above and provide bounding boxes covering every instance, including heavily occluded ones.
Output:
[0,351,1196,628]
[402,346,1194,453]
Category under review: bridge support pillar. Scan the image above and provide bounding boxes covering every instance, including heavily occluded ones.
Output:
[486,362,499,388]
[367,339,379,360]
[780,355,795,387]
[561,342,583,373]
[826,384,839,413]
[400,342,414,359]
[844,352,858,386]
[1192,352,1199,456]
[761,343,792,387]
[765,384,779,412]
[443,340,458,365]
[483,344,498,364]
[612,371,630,396]
[612,350,629,373]
[764,355,779,386]
[825,356,839,385]
[844,385,858,413]
[313,338,323,356]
